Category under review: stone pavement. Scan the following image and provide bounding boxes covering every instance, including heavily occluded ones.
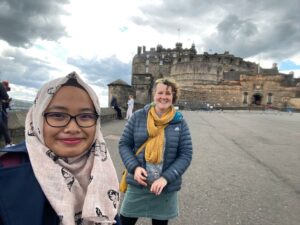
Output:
[102,110,300,225]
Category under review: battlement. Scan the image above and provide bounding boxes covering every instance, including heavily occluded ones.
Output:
[108,43,300,110]
[132,43,261,87]
[134,43,256,68]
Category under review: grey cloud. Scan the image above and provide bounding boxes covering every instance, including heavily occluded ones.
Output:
[0,0,69,47]
[131,0,217,34]
[139,0,217,20]
[67,56,131,87]
[217,15,258,40]
[203,14,260,56]
[132,0,300,61]
[0,49,57,88]
[204,12,300,60]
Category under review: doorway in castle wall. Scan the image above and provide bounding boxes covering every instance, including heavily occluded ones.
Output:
[252,93,263,105]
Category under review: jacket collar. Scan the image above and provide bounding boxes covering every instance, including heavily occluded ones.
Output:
[0,141,27,154]
[143,104,183,124]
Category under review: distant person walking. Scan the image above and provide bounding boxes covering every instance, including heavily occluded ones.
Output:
[126,95,134,120]
[0,80,14,147]
[111,96,123,119]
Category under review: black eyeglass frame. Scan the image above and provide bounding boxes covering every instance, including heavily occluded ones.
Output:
[43,112,99,128]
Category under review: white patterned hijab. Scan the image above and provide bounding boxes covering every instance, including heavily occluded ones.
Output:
[25,72,119,225]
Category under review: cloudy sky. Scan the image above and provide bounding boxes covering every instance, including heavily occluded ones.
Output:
[0,0,299,106]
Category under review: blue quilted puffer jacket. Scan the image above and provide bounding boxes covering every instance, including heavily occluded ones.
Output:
[119,104,193,193]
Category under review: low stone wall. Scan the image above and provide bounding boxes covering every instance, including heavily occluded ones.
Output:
[1,108,125,145]
[99,107,126,123]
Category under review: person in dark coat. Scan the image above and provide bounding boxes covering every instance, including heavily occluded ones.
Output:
[0,72,121,225]
[0,81,13,147]
[110,96,123,119]
[118,78,193,225]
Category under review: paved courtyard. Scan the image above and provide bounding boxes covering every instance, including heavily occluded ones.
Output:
[102,110,300,225]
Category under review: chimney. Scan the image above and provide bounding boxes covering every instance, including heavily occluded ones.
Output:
[137,46,141,55]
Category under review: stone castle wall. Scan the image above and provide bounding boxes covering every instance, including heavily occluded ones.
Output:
[109,43,300,110]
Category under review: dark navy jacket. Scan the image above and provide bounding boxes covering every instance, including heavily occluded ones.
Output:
[0,143,121,225]
[119,104,193,192]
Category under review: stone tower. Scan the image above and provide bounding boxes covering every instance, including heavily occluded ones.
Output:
[130,43,300,109]
[107,79,134,108]
[108,43,300,110]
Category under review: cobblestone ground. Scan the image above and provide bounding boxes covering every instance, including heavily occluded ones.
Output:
[92,111,300,225]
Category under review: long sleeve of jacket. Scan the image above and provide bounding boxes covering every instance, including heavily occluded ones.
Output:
[161,119,193,184]
[118,113,142,174]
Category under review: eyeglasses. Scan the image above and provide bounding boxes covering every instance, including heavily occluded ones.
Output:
[43,112,99,128]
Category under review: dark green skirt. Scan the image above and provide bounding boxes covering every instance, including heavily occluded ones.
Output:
[120,185,178,220]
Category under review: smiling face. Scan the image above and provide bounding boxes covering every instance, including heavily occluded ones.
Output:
[153,83,174,114]
[43,86,96,157]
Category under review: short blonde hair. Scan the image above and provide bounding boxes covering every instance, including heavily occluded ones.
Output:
[153,78,179,104]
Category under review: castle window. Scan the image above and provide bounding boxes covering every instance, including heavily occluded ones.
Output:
[146,60,149,65]
[267,93,273,104]
[160,60,163,65]
[207,65,211,72]
[145,66,149,73]
[243,92,248,104]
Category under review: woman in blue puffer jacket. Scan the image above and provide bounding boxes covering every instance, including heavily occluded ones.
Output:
[119,78,193,225]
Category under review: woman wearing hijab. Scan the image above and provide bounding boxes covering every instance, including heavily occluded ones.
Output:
[119,78,193,225]
[0,72,120,225]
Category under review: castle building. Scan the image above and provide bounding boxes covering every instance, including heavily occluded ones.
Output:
[109,43,300,110]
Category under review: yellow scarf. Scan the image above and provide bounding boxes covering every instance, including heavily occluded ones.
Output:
[145,106,176,164]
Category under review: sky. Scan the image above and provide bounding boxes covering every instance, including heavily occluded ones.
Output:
[0,0,299,107]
